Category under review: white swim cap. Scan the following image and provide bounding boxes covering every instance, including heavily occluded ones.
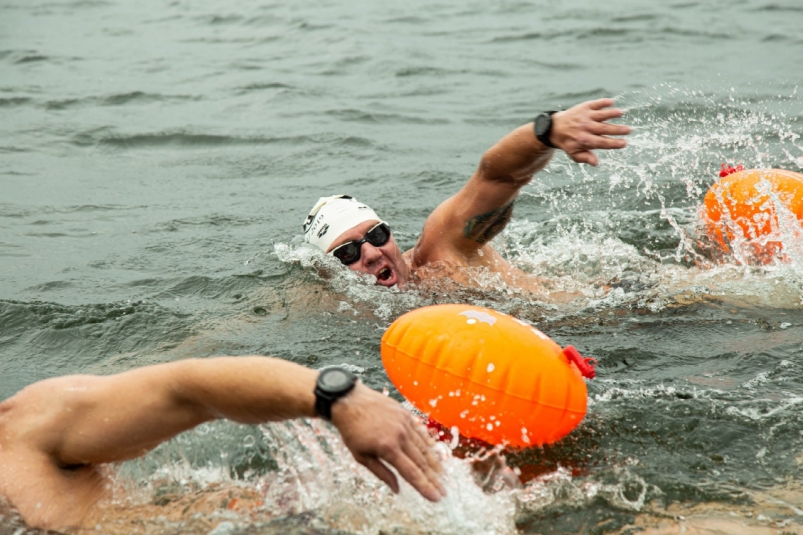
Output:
[303,195,380,252]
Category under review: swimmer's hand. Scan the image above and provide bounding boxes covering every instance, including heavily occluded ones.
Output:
[331,383,446,502]
[551,98,631,166]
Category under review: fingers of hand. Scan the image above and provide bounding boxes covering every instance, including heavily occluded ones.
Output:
[398,428,430,471]
[386,418,445,498]
[404,422,446,495]
[360,455,400,494]
[381,445,443,502]
[590,108,625,122]
[589,121,631,137]
[584,98,616,111]
[570,150,598,166]
[571,130,627,151]
[410,420,442,475]
[589,136,628,150]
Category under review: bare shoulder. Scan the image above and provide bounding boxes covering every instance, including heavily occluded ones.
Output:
[408,201,465,268]
[0,382,38,438]
[0,394,20,448]
[408,197,509,273]
[3,375,98,410]
[0,376,99,450]
[0,377,125,530]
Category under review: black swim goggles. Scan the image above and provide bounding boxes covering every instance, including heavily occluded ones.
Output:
[330,222,392,265]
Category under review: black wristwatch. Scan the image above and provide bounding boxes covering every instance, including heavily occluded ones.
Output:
[314,366,357,420]
[534,111,558,149]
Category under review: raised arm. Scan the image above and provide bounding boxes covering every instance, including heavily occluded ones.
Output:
[2,357,443,501]
[412,99,630,265]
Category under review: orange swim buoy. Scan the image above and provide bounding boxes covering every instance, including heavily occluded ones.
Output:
[381,304,596,448]
[702,166,803,263]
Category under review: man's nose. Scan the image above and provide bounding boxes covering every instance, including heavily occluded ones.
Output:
[360,243,383,265]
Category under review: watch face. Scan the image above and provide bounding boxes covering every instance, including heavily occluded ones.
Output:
[319,368,354,392]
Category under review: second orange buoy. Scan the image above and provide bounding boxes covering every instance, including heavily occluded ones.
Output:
[702,167,803,263]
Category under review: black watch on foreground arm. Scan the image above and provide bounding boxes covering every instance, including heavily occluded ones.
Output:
[534,111,558,149]
[314,366,358,420]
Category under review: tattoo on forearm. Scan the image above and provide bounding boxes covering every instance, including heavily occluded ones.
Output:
[463,202,514,244]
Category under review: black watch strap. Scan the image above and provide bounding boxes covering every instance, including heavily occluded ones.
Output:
[534,111,558,149]
[314,392,337,421]
[314,367,357,420]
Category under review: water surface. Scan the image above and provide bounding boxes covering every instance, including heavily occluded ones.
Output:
[1,0,803,533]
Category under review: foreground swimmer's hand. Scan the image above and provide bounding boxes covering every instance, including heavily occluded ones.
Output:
[331,383,446,502]
[550,98,631,166]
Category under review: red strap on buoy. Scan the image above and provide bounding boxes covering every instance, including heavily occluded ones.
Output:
[563,345,597,379]
[719,163,744,177]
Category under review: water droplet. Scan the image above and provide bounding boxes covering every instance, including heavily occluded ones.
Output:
[487,363,495,373]
[449,426,460,449]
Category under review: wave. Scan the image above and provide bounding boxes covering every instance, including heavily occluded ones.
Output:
[234,82,295,94]
[69,129,377,150]
[0,298,196,400]
[13,54,49,64]
[0,97,32,108]
[0,92,202,110]
[755,3,803,12]
[325,108,449,125]
[490,26,734,44]
[490,30,578,43]
[0,203,140,218]
[0,298,190,333]
[44,91,200,110]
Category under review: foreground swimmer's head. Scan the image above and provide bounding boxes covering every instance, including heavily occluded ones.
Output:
[303,195,409,287]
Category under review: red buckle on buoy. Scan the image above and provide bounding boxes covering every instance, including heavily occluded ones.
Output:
[563,345,597,379]
[719,163,744,177]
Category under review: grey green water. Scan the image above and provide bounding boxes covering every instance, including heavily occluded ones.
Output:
[2,0,803,533]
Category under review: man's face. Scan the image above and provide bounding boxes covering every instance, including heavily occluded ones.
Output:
[327,220,409,288]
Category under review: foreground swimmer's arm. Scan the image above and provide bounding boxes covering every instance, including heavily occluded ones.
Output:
[413,98,630,265]
[4,357,444,501]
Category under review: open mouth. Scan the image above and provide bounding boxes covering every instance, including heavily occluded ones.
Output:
[377,267,392,282]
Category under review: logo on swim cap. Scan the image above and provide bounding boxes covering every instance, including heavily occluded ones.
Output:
[303,195,381,252]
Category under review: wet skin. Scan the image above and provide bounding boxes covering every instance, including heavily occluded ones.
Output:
[0,357,444,531]
[327,219,411,288]
[324,99,631,291]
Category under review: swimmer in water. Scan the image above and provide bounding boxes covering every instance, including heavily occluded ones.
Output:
[303,98,631,294]
[0,357,444,531]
